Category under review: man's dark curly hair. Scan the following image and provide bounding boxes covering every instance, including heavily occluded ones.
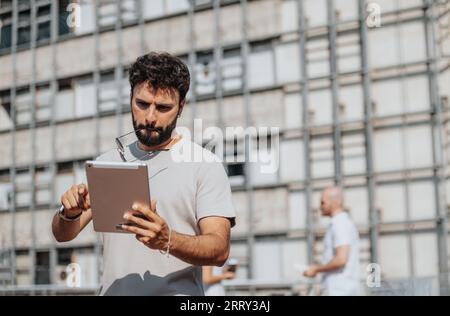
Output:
[128,51,190,103]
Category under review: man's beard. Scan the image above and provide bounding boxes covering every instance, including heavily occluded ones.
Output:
[132,113,178,147]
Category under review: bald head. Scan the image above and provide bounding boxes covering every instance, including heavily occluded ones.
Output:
[320,186,344,217]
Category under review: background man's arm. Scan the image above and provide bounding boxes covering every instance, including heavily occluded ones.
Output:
[304,245,350,277]
[316,245,350,273]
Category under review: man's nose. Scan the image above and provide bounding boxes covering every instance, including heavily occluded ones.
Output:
[145,106,157,126]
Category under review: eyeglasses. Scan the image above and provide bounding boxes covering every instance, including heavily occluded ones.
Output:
[115,128,169,162]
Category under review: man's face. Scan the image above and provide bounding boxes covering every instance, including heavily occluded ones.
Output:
[320,191,332,217]
[131,83,184,147]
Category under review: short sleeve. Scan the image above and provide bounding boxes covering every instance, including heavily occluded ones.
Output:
[196,160,236,227]
[332,217,352,248]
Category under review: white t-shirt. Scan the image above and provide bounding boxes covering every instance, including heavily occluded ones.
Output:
[204,266,226,296]
[95,137,236,296]
[321,212,361,296]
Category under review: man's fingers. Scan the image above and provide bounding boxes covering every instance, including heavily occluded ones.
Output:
[70,186,82,207]
[131,202,162,223]
[79,195,90,210]
[135,234,155,244]
[120,224,153,237]
[84,193,91,209]
[67,192,79,209]
[136,235,150,244]
[124,213,161,232]
[78,184,88,196]
[61,197,72,211]
[74,184,90,209]
[150,200,157,213]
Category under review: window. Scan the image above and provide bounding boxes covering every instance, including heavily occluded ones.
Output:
[166,0,189,13]
[283,93,302,129]
[97,0,141,29]
[35,251,50,285]
[73,0,95,35]
[304,0,327,28]
[0,13,12,50]
[306,38,329,78]
[74,77,96,118]
[195,52,216,96]
[335,0,358,22]
[280,139,304,182]
[310,136,334,179]
[0,1,72,52]
[0,174,12,211]
[339,84,364,122]
[369,21,426,69]
[372,76,430,117]
[222,48,242,92]
[0,95,12,131]
[281,0,298,33]
[7,84,54,125]
[227,163,244,177]
[15,250,31,285]
[99,72,117,113]
[337,33,360,74]
[341,133,365,175]
[374,125,433,172]
[248,42,275,89]
[36,85,51,122]
[15,90,32,126]
[192,48,243,97]
[343,187,369,226]
[99,71,129,113]
[35,167,52,205]
[57,248,73,266]
[15,169,31,208]
[142,0,165,19]
[224,137,245,186]
[288,191,306,230]
[55,84,75,121]
[308,88,332,125]
[275,42,300,84]
[54,162,74,204]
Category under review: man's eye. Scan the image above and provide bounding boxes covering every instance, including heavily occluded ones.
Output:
[157,106,171,112]
[137,102,148,108]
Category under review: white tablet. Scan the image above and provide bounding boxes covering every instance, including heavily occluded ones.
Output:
[85,160,151,233]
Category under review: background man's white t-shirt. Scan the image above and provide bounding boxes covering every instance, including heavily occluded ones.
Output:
[204,266,226,296]
[321,212,361,296]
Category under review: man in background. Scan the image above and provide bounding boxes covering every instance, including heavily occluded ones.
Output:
[303,186,361,296]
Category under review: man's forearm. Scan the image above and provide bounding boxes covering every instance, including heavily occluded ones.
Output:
[169,231,229,266]
[52,215,80,242]
[317,257,346,273]
[52,210,91,242]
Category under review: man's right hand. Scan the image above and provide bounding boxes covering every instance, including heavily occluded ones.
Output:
[60,184,91,218]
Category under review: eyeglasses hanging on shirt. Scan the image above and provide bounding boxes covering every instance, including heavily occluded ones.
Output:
[115,128,170,162]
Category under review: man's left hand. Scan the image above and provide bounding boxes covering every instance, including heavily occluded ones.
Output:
[120,200,171,251]
[303,265,320,278]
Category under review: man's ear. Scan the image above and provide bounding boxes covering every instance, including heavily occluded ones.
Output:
[178,99,186,117]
